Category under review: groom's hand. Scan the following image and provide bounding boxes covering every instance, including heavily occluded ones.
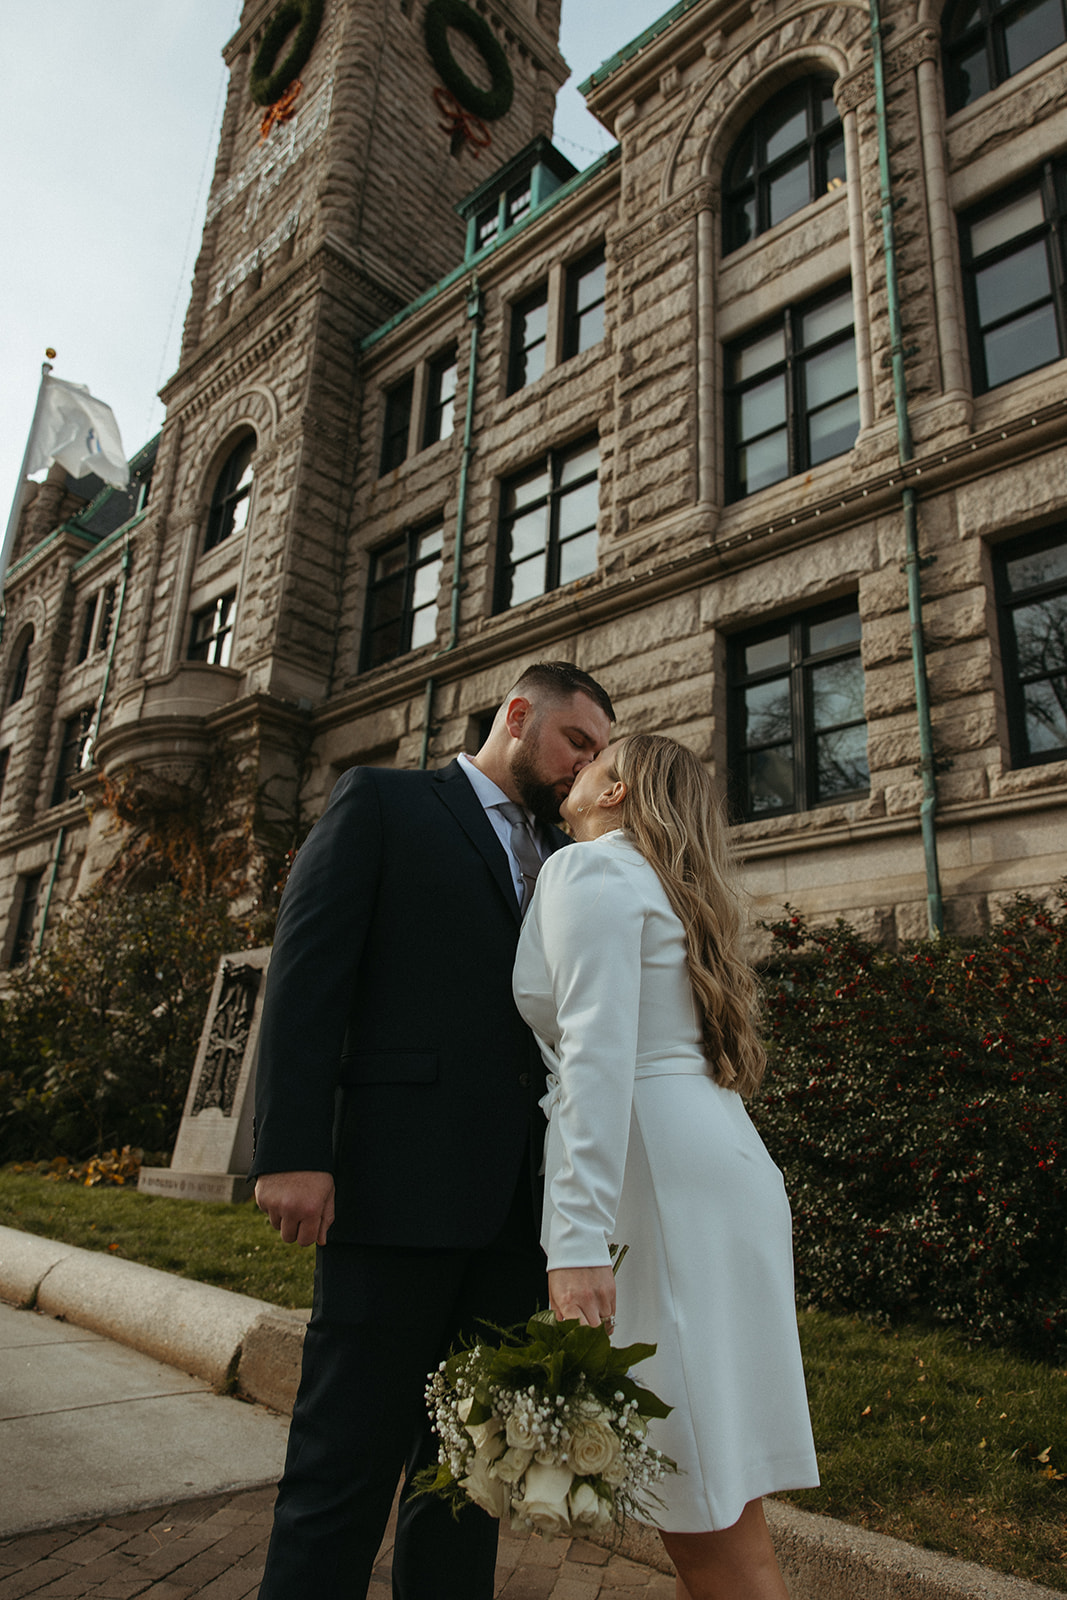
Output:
[548,1265,616,1329]
[255,1170,335,1247]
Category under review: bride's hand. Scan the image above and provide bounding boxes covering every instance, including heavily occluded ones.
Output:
[548,1266,616,1331]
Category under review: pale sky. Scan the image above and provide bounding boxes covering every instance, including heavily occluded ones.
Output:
[1,1,672,523]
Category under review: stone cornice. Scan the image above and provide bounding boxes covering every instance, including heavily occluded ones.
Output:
[609,180,715,264]
[836,24,940,112]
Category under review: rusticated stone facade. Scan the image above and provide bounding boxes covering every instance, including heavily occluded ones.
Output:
[2,0,1066,968]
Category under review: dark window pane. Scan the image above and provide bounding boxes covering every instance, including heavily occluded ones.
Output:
[768,156,812,228]
[975,239,1051,327]
[1012,594,1067,675]
[1003,0,1066,75]
[1023,677,1067,750]
[811,657,866,729]
[809,610,862,652]
[953,44,991,106]
[509,508,548,562]
[734,329,786,383]
[738,432,790,495]
[380,377,413,474]
[558,530,598,585]
[815,723,870,799]
[559,441,599,484]
[824,131,847,189]
[738,375,788,439]
[744,633,790,674]
[1005,542,1067,591]
[808,392,861,466]
[804,338,857,408]
[763,97,808,163]
[744,678,793,747]
[801,289,854,344]
[984,301,1060,387]
[970,189,1043,255]
[508,555,546,607]
[747,746,796,813]
[557,479,599,539]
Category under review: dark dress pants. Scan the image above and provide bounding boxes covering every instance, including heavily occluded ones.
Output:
[257,1171,546,1600]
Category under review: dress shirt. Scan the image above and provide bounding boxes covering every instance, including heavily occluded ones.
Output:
[457,753,546,908]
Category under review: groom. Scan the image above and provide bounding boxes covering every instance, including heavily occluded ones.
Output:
[252,661,615,1599]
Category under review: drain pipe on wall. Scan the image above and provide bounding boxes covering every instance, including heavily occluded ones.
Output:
[869,0,945,936]
[420,277,483,769]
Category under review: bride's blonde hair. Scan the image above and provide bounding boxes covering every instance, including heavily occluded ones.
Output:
[613,734,766,1097]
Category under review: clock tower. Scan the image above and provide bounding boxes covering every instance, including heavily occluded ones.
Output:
[95,0,568,859]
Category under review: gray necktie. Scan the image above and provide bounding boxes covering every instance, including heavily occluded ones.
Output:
[498,801,543,914]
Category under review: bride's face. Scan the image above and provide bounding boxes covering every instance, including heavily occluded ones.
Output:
[560,744,620,837]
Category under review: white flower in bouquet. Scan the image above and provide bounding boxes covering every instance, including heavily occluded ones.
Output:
[517,1461,574,1537]
[460,1455,511,1520]
[494,1445,534,1485]
[566,1417,620,1477]
[569,1481,614,1532]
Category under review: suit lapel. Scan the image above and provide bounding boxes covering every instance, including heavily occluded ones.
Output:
[432,759,521,922]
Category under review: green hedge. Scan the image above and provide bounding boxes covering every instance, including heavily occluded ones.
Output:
[753,891,1067,1360]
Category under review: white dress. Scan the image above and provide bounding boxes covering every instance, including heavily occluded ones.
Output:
[513,830,819,1532]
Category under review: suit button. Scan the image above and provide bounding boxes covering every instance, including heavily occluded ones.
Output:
[518,1072,531,1088]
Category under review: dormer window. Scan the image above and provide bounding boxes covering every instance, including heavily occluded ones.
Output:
[458,138,577,260]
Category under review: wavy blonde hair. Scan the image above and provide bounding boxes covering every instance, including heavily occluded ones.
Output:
[612,734,766,1097]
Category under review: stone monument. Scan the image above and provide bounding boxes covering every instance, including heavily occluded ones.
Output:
[138,947,271,1202]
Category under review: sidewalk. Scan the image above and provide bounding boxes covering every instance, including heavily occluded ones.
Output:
[0,1226,1062,1600]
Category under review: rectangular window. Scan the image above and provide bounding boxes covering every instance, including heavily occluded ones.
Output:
[361,523,444,670]
[423,349,459,447]
[995,526,1067,765]
[379,374,414,475]
[507,285,549,394]
[562,246,607,359]
[728,598,868,820]
[0,747,9,810]
[496,438,599,611]
[960,167,1066,393]
[51,707,95,806]
[724,281,859,502]
[10,872,43,966]
[188,593,236,667]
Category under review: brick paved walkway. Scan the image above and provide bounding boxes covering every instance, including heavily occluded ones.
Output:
[0,1487,678,1600]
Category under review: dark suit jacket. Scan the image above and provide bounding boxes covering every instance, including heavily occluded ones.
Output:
[252,759,567,1249]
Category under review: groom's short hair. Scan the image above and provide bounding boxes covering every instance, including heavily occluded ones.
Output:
[510,661,615,723]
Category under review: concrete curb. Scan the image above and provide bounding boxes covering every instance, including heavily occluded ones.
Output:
[0,1227,1062,1600]
[0,1224,306,1395]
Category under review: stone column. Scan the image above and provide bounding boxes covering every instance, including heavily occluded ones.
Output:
[843,105,876,434]
[916,51,973,419]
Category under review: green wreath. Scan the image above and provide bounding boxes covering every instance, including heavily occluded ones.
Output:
[250,0,325,106]
[424,0,513,122]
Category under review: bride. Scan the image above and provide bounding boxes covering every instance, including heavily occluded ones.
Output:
[513,734,819,1600]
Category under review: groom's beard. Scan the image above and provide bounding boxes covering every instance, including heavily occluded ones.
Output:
[512,732,565,828]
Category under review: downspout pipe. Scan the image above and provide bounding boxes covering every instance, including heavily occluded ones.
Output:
[420,276,483,769]
[869,0,945,936]
[35,827,65,957]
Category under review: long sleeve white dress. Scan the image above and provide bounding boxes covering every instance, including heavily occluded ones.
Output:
[513,829,819,1532]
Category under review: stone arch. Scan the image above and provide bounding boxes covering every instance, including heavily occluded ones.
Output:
[661,3,869,205]
[181,384,279,516]
[3,613,42,706]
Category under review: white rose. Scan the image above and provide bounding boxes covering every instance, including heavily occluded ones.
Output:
[601,1449,628,1486]
[505,1411,539,1450]
[462,1409,503,1454]
[517,1460,574,1539]
[568,1482,600,1526]
[473,1430,506,1464]
[460,1456,511,1520]
[566,1418,620,1477]
[494,1445,534,1485]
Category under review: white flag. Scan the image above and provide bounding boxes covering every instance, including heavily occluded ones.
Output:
[26,375,129,488]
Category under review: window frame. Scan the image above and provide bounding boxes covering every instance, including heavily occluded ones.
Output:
[994,525,1067,767]
[188,592,237,668]
[205,436,255,553]
[7,630,32,706]
[379,374,415,476]
[360,522,445,672]
[722,77,845,258]
[494,437,600,613]
[9,871,43,966]
[724,279,860,503]
[75,583,118,665]
[50,706,96,807]
[959,164,1067,395]
[943,0,1067,114]
[562,246,607,361]
[727,596,869,822]
[423,348,459,448]
[507,284,550,395]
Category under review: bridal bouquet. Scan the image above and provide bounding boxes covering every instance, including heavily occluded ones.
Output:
[418,1310,676,1539]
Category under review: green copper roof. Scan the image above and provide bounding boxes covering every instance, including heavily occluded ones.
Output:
[577,0,706,95]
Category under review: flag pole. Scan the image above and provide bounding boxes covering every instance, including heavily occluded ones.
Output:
[0,356,55,638]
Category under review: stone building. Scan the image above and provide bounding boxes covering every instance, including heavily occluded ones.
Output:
[2,0,1066,968]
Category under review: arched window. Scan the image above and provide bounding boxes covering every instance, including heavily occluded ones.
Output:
[204,436,255,552]
[7,630,33,706]
[723,77,845,257]
[943,0,1067,113]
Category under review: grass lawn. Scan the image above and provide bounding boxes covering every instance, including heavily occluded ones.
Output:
[1,1167,1064,1588]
